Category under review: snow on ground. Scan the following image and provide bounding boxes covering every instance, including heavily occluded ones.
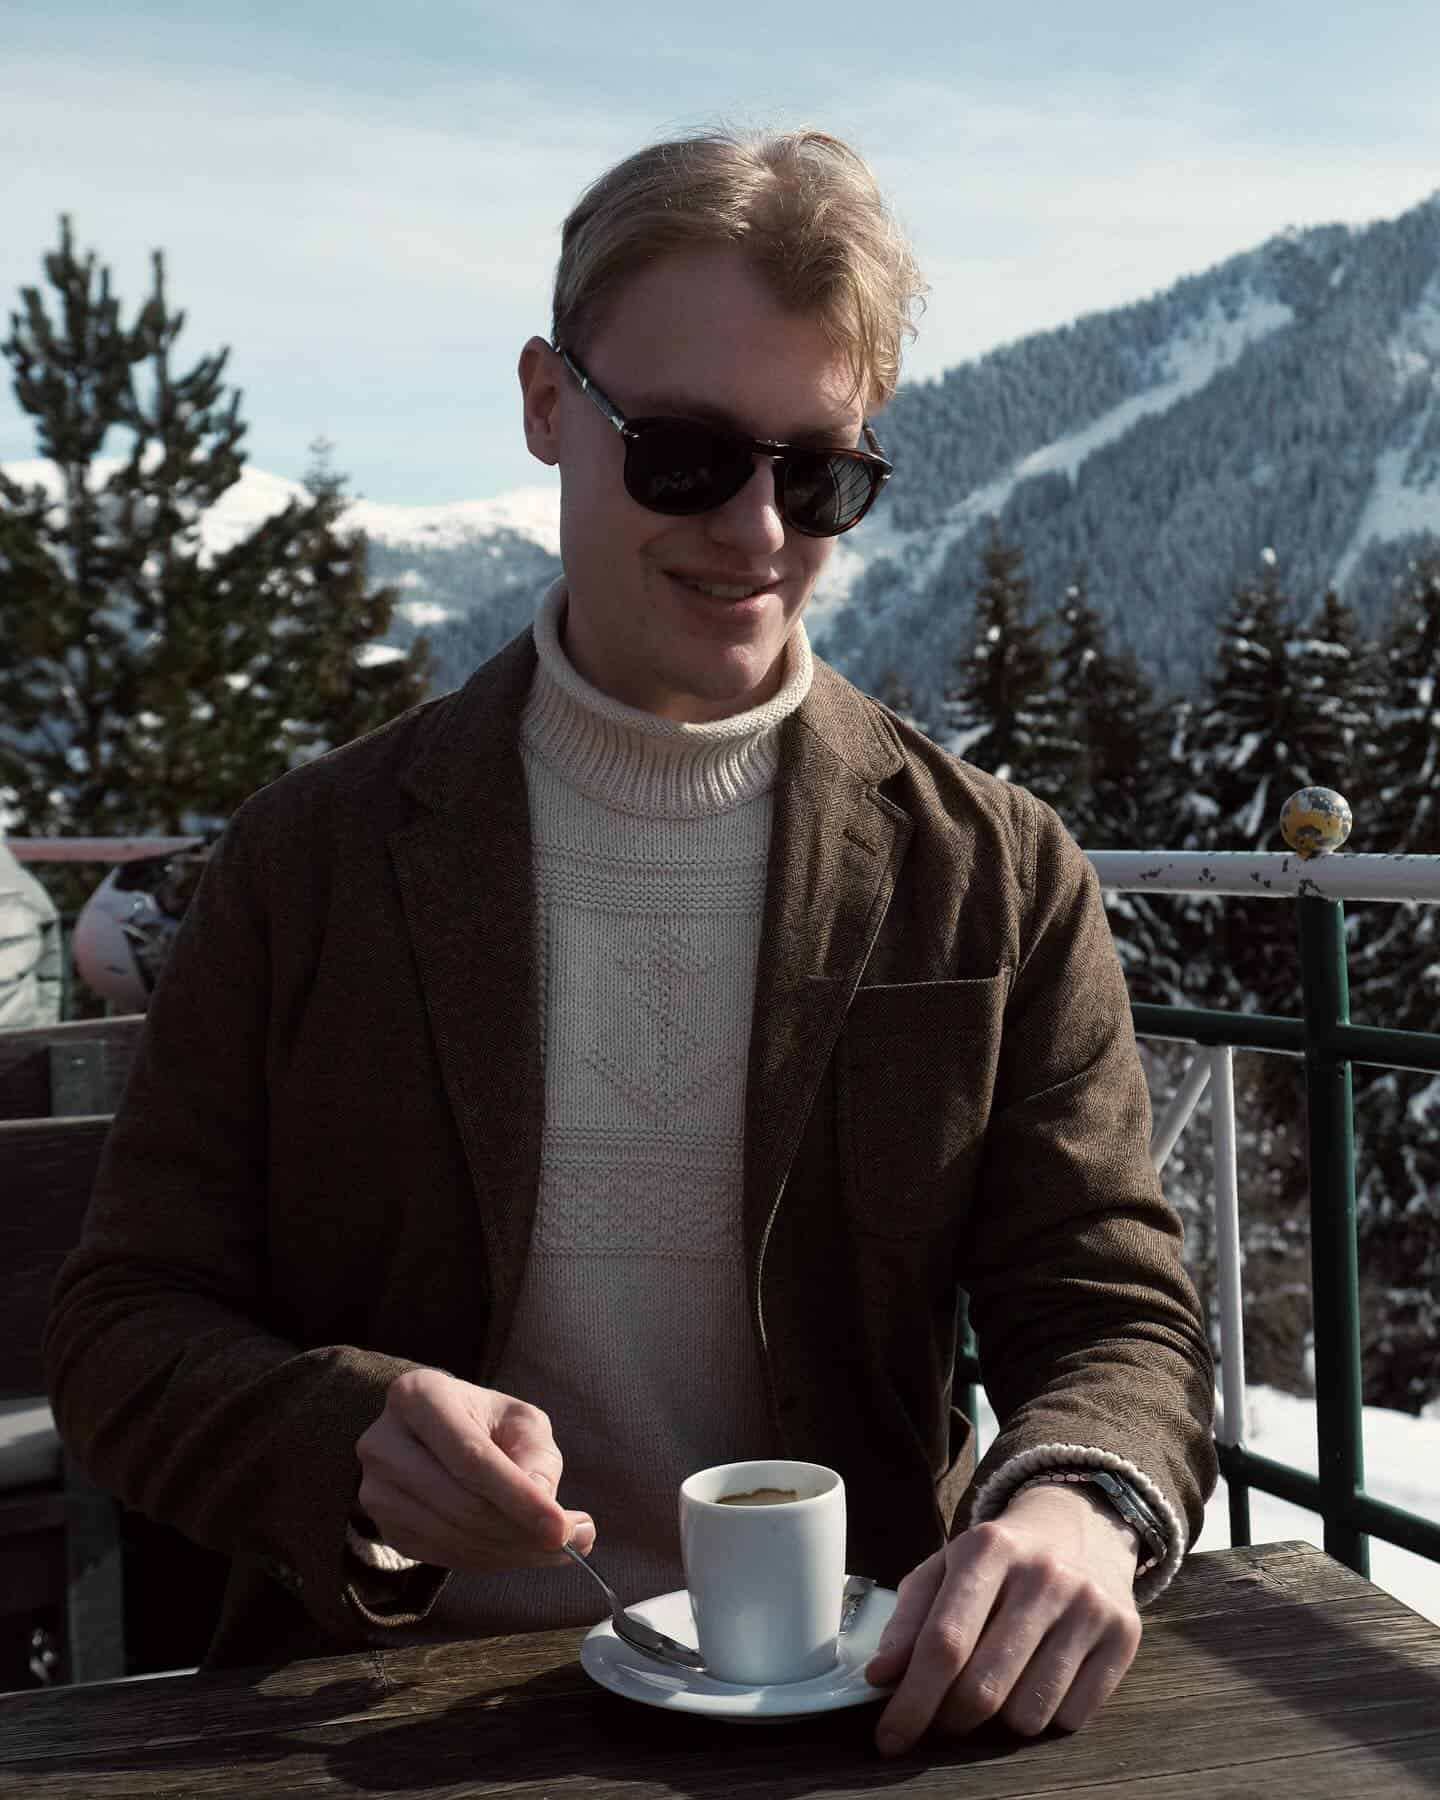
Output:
[975,1383,1440,1626]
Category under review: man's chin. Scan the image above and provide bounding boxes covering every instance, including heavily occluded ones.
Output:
[654,650,791,723]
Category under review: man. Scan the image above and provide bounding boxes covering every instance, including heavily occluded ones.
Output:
[46,129,1215,1754]
[0,838,61,1028]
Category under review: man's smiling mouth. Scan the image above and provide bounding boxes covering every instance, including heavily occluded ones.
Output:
[667,570,777,601]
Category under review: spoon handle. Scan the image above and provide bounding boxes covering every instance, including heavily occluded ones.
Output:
[562,1539,615,1604]
[840,1574,876,1635]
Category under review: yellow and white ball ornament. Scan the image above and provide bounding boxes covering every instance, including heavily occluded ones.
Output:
[1280,788,1352,860]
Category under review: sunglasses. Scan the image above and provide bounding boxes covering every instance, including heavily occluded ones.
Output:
[556,345,892,538]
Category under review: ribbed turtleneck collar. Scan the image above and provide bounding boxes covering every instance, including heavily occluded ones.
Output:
[519,579,814,818]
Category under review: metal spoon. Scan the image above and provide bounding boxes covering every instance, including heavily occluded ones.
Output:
[563,1541,707,1670]
[565,1543,875,1675]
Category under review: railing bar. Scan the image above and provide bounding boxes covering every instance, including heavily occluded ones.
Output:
[1131,1006,1440,1075]
[1218,1444,1440,1564]
[1209,1044,1254,1547]
[1349,1492,1440,1563]
[1149,1052,1211,1171]
[1298,896,1369,1578]
[1217,1444,1324,1513]
[1132,1005,1305,1054]
[1090,849,1440,903]
[1210,1047,1247,1450]
[1226,1476,1254,1549]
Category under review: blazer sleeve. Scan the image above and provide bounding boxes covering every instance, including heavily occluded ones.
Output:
[43,803,448,1646]
[956,795,1218,1561]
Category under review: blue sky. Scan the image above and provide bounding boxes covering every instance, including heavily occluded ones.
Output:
[4,2,1438,503]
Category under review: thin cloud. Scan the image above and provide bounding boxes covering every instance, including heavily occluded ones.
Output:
[4,36,1438,499]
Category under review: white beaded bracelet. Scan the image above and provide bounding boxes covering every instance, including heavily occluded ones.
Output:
[1013,1468,1168,1576]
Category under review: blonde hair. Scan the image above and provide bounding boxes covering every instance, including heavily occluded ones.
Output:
[551,128,926,411]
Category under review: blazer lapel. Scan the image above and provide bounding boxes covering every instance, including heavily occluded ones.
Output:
[744,665,912,1273]
[388,633,543,1374]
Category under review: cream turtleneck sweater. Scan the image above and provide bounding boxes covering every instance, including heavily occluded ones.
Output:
[428,581,815,1634]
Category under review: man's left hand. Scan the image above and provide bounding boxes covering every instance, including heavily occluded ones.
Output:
[863,1481,1143,1756]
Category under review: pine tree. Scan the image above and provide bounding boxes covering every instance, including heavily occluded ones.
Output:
[1368,555,1440,858]
[1347,554,1440,1407]
[1182,551,1367,1011]
[0,216,428,837]
[1054,566,1166,849]
[872,668,929,735]
[1187,555,1295,863]
[1286,589,1372,804]
[1051,567,1186,1000]
[941,520,1075,810]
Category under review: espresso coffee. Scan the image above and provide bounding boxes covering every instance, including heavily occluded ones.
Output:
[717,1486,801,1506]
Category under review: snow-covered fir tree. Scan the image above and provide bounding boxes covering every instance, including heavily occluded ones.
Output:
[1368,554,1440,857]
[1348,553,1440,1409]
[1051,569,1186,1002]
[0,216,428,839]
[1286,588,1374,805]
[941,520,1075,811]
[1054,567,1168,849]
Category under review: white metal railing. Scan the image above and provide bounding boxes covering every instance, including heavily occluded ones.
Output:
[7,837,203,864]
[1092,848,1440,1461]
[1090,849,1440,904]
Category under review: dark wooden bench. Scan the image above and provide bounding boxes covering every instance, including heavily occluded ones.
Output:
[0,1058,227,1689]
[0,1112,125,1685]
[0,1015,145,1122]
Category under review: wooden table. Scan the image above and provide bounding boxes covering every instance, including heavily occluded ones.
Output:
[3,1541,1439,1798]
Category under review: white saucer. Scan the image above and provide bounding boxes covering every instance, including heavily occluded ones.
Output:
[579,1576,897,1722]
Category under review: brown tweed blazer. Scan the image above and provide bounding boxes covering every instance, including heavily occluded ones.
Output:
[45,629,1215,1669]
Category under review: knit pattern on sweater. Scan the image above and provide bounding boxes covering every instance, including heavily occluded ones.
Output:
[431,583,813,1634]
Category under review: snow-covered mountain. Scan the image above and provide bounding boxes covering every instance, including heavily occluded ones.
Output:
[10,190,1440,711]
[357,187,1440,710]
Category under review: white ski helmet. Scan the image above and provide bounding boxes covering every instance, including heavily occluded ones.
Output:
[72,839,215,1011]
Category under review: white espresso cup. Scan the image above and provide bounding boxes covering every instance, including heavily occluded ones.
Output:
[678,1458,846,1686]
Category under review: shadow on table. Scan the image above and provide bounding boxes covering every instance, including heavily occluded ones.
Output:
[316,1662,1028,1797]
[9,1662,1029,1797]
[1165,1568,1440,1784]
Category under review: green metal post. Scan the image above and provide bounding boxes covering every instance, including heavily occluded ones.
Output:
[1227,1468,1253,1547]
[1296,895,1368,1576]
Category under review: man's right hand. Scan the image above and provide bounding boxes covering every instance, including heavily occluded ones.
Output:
[355,1368,595,1573]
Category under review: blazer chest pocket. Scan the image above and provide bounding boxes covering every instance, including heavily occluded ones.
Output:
[837,975,1008,1240]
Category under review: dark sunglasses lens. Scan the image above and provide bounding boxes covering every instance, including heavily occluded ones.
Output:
[624,423,751,515]
[782,452,878,535]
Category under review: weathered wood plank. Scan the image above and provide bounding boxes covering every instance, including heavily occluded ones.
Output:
[0,1113,110,1401]
[50,1040,109,1117]
[63,1454,126,1684]
[4,1541,1439,1800]
[3,1567,1439,1797]
[0,1521,65,1616]
[4,1667,1440,1800]
[1144,1537,1378,1621]
[0,1016,143,1120]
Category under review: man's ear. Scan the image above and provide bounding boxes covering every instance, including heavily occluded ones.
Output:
[519,337,562,467]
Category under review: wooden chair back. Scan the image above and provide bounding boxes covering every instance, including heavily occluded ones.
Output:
[0,1092,227,1687]
[0,1116,112,1404]
[0,1017,145,1122]
[0,1109,123,1686]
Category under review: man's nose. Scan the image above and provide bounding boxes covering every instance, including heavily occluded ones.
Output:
[706,456,786,552]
